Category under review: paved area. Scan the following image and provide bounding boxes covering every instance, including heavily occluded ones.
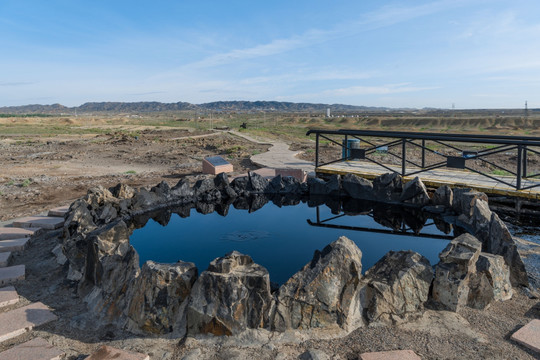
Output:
[511,319,540,354]
[318,160,540,200]
[0,302,57,342]
[360,349,422,360]
[0,337,65,360]
[86,345,150,360]
[229,131,314,172]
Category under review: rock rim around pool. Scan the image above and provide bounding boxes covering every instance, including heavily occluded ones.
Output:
[58,172,530,337]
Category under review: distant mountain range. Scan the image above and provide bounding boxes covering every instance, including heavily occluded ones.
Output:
[0,101,394,114]
[0,101,534,115]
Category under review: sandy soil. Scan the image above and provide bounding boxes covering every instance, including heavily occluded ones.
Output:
[0,128,268,221]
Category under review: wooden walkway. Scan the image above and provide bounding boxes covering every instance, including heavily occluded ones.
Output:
[317,160,540,200]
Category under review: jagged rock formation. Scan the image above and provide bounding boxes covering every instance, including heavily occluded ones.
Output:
[270,236,364,332]
[364,250,433,324]
[58,171,529,337]
[186,251,272,335]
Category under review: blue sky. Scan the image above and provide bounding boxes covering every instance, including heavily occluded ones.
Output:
[1,0,539,109]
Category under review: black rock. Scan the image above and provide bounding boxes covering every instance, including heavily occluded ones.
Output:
[341,174,374,200]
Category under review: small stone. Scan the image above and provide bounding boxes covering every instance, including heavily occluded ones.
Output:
[51,244,67,265]
[433,185,453,208]
[373,172,402,201]
[299,349,330,360]
[181,348,202,360]
[341,174,374,200]
[399,177,430,206]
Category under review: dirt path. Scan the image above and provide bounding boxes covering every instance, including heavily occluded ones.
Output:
[229,130,314,172]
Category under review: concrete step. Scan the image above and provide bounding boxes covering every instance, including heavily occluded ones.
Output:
[511,319,540,354]
[0,253,11,268]
[360,350,421,360]
[47,206,69,218]
[87,345,149,360]
[11,216,64,230]
[0,266,24,287]
[0,337,65,360]
[0,302,57,343]
[0,287,19,309]
[0,228,39,241]
[0,239,28,254]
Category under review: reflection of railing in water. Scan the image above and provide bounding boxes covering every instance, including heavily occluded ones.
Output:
[307,206,454,240]
[306,129,540,191]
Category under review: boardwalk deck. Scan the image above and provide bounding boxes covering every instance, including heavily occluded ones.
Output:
[317,160,540,200]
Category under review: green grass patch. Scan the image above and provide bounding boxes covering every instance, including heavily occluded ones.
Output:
[20,179,32,187]
[491,169,512,176]
[225,146,245,154]
[124,170,137,174]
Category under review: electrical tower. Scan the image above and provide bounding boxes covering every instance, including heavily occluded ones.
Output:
[525,101,528,117]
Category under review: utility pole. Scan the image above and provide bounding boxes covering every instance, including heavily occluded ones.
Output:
[525,101,529,117]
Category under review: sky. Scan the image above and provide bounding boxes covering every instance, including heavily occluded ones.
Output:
[0,0,539,109]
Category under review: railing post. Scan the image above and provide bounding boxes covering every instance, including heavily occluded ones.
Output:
[421,139,425,168]
[402,138,406,175]
[315,133,320,168]
[523,145,528,178]
[344,134,348,159]
[517,145,522,190]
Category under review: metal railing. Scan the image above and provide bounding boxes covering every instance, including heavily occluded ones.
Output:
[306,129,540,191]
[307,206,453,240]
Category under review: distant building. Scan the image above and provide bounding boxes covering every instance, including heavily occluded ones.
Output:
[326,108,331,117]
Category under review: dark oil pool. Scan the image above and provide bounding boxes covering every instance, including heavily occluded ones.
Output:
[130,201,452,284]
